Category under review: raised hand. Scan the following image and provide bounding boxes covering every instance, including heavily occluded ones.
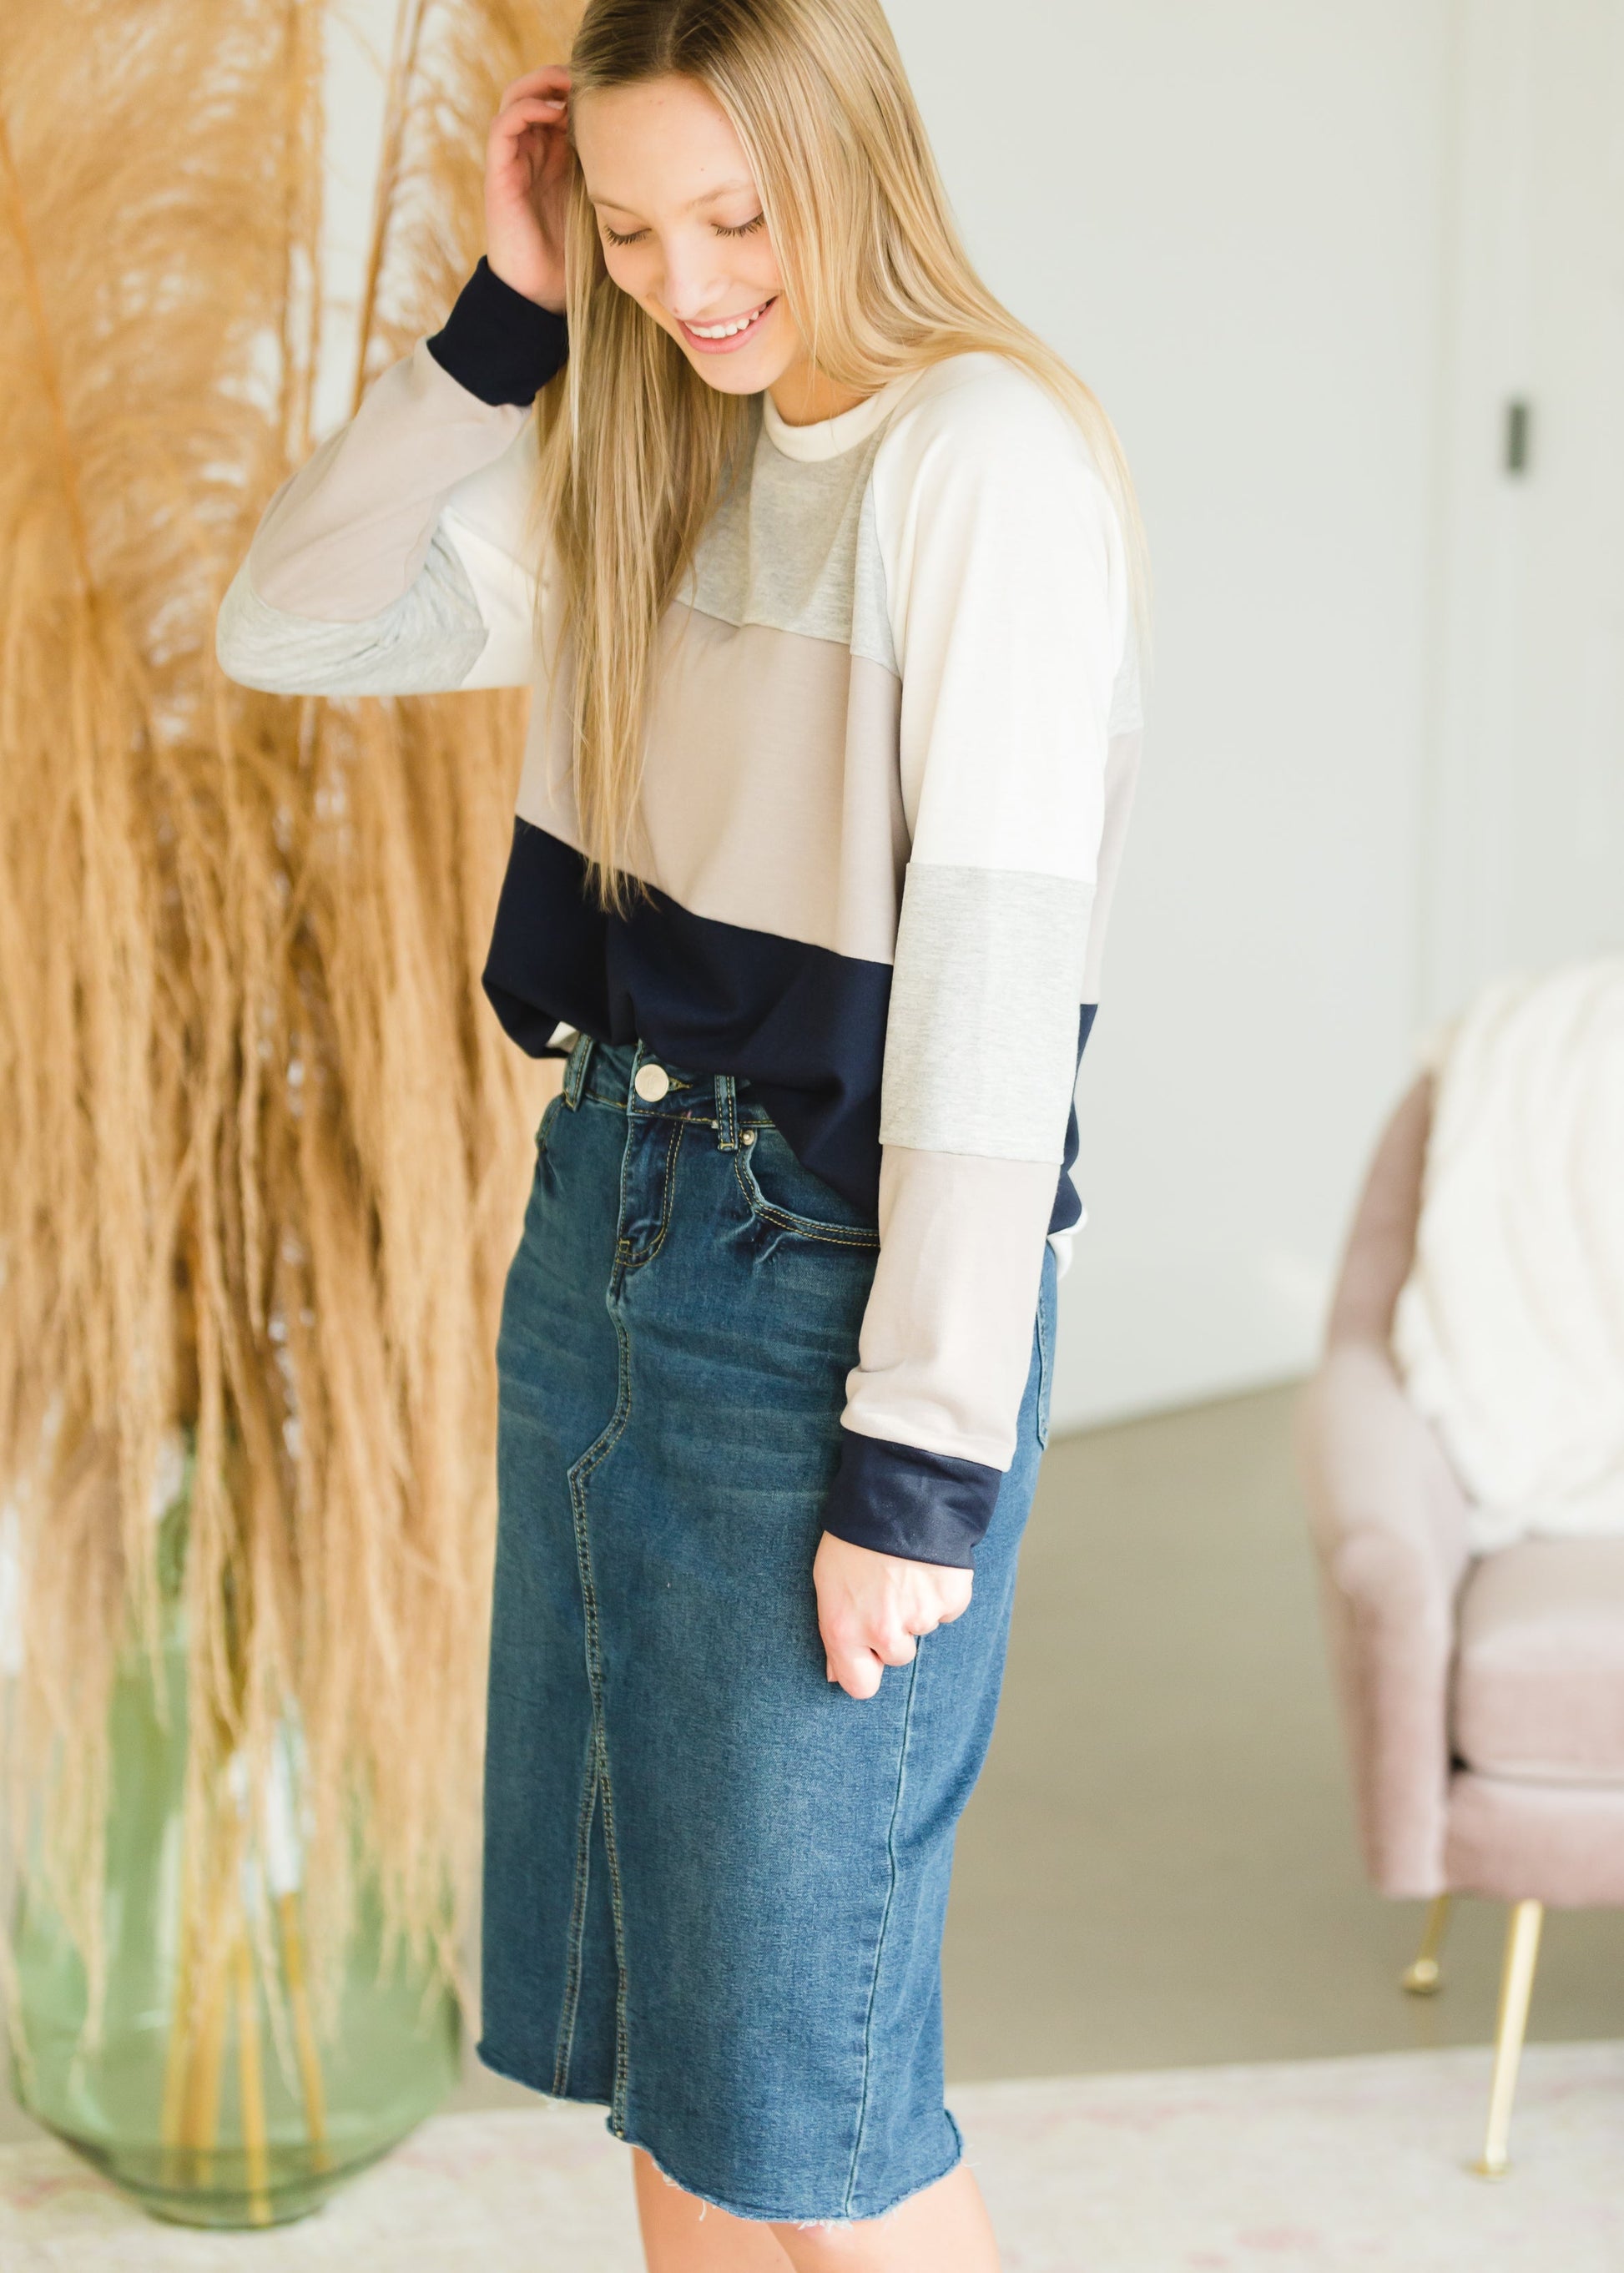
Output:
[485,65,573,313]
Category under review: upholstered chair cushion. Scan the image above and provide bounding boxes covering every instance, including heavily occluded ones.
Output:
[1453,1539,1624,1785]
[1445,1772,1624,1906]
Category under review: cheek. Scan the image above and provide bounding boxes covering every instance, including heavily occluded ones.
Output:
[599,233,780,318]
[598,236,676,317]
[744,234,784,293]
[601,245,647,301]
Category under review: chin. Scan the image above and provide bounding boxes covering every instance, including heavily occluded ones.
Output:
[686,352,780,396]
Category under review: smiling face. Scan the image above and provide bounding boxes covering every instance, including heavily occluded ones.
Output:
[571,74,804,400]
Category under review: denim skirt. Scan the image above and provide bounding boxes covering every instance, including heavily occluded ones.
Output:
[477,1034,1056,2224]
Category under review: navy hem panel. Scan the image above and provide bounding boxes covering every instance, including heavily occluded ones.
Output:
[482,818,1095,1237]
[821,1431,1002,1568]
[1046,1001,1098,1237]
[482,820,612,1052]
[426,256,569,406]
[482,817,893,1216]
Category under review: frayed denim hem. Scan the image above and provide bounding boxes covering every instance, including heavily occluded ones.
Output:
[620,2109,966,2229]
[477,2038,966,2223]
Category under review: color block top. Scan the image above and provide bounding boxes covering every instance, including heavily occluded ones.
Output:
[216,259,1143,1567]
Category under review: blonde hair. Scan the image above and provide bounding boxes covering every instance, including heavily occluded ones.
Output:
[540,0,1148,908]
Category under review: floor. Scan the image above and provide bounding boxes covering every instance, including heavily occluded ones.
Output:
[945,1381,1624,2075]
[4,2043,1623,2268]
[6,1380,1623,2253]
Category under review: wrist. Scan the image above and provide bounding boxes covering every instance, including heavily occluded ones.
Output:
[486,253,565,316]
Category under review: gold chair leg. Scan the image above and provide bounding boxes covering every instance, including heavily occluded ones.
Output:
[1401,1892,1453,1994]
[1474,1898,1544,2179]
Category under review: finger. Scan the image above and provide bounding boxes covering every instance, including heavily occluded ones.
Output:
[488,102,571,187]
[874,1630,918,1669]
[493,95,567,140]
[491,93,568,144]
[498,65,571,104]
[829,1645,885,1701]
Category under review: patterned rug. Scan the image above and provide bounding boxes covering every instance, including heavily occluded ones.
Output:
[2,2041,1620,2270]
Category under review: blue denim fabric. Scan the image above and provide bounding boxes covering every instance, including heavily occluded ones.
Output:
[477,1036,1057,2224]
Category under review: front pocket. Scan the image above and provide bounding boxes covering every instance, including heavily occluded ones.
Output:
[733,1131,880,1251]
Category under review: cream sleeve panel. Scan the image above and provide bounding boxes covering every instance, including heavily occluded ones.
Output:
[825,355,1132,1556]
[871,353,1127,878]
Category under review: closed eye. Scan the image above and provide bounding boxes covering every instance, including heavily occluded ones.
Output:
[602,214,766,246]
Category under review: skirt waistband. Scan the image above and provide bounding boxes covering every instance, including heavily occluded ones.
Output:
[561,1031,772,1147]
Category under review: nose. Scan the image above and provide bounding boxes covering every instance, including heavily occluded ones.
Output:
[658,235,737,324]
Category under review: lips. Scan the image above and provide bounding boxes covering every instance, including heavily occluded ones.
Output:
[678,296,777,354]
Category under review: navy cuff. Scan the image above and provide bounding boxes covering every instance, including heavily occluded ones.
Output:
[821,1432,1003,1568]
[426,257,568,406]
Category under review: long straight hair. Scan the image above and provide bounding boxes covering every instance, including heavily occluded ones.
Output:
[537,0,1148,908]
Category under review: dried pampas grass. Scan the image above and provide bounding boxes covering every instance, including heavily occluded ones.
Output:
[0,0,577,2029]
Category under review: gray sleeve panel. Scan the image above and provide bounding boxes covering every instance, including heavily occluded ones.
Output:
[880,862,1092,1161]
[214,528,490,697]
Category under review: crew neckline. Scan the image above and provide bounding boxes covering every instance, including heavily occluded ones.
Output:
[760,366,929,461]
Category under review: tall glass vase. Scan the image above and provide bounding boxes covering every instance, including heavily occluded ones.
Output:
[8,1506,461,2229]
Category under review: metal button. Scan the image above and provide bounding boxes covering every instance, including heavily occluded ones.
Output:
[633,1061,670,1102]
[742,1129,756,1145]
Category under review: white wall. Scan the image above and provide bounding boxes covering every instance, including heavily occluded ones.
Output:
[1425,0,1624,1021]
[886,1,1452,1425]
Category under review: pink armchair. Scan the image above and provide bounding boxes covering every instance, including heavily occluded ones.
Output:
[1296,1074,1624,2174]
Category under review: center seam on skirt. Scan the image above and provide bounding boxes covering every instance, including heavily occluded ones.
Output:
[563,1318,637,2134]
[552,1106,648,2131]
[842,1650,924,2217]
[596,1713,633,2128]
[550,1722,602,2095]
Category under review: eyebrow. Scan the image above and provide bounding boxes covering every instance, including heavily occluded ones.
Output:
[586,176,759,217]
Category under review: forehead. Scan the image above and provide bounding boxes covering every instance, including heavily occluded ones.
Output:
[572,75,756,213]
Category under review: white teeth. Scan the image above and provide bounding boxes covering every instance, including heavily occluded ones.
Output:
[687,303,768,340]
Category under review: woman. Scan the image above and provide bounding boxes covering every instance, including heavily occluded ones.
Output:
[218,2,1143,2263]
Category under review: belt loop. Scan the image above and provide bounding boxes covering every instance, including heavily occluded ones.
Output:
[562,1031,593,1109]
[714,1072,738,1151]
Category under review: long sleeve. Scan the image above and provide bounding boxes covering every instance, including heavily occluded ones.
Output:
[820,357,1132,1566]
[215,258,567,697]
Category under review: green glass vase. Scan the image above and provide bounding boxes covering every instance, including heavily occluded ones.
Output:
[8,1563,461,2229]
